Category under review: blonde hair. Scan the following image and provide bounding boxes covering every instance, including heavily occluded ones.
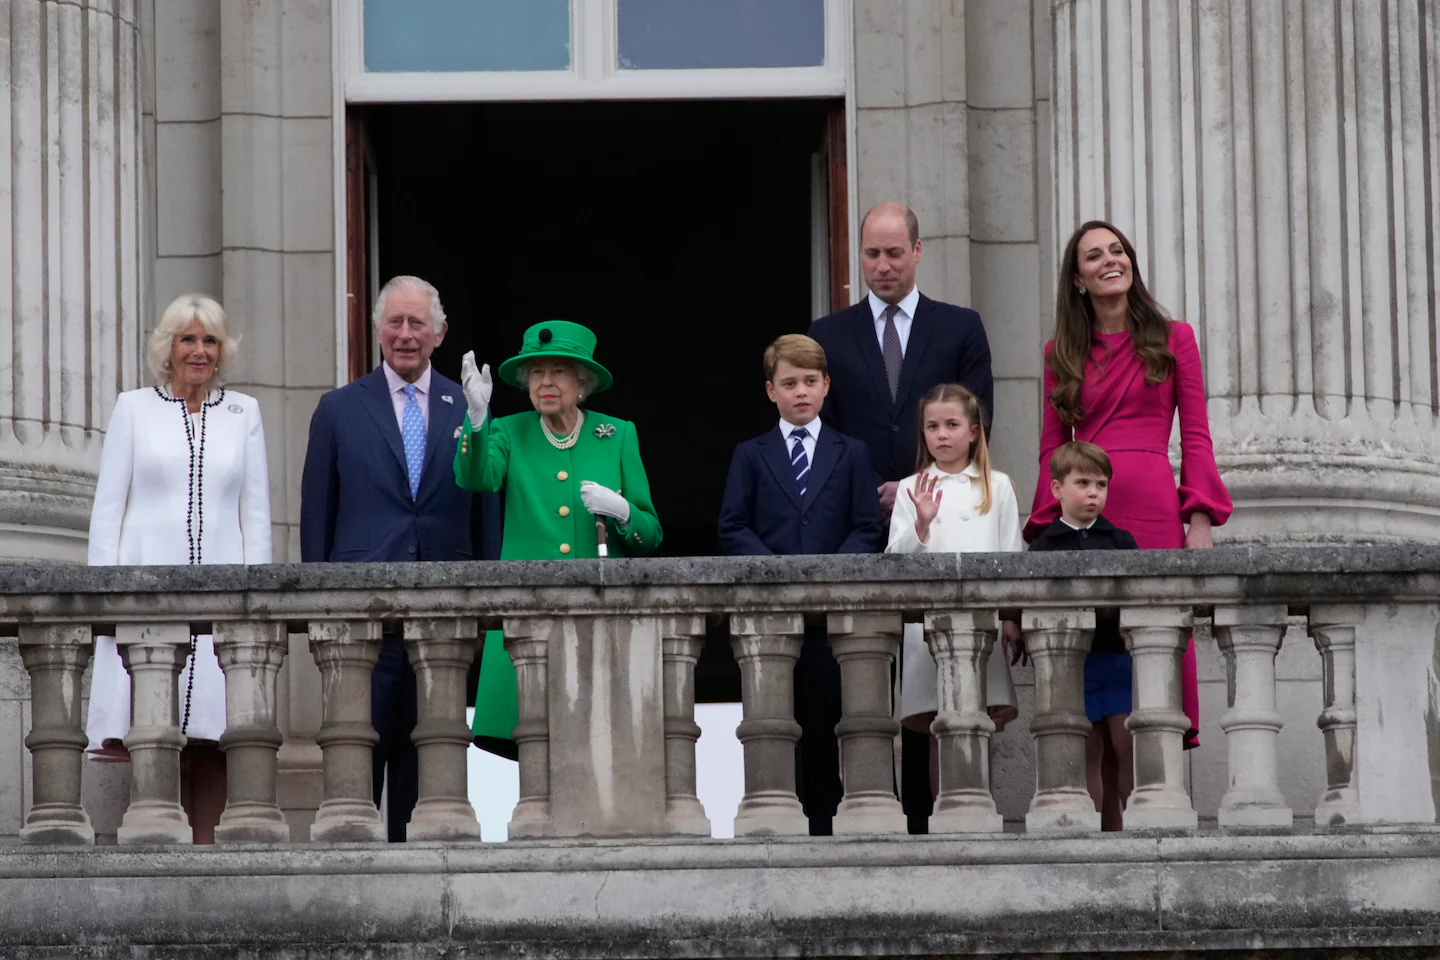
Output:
[763,334,828,381]
[147,294,240,385]
[915,383,994,514]
[1048,440,1113,483]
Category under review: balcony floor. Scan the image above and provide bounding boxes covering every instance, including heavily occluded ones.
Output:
[2,831,1440,958]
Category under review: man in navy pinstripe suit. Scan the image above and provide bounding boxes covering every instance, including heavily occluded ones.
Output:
[300,275,498,841]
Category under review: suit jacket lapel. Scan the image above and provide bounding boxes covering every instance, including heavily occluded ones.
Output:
[895,293,937,410]
[420,372,460,493]
[759,429,803,510]
[849,300,897,415]
[357,369,409,480]
[800,429,841,514]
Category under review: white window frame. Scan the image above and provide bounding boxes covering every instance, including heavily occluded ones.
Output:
[339,0,849,102]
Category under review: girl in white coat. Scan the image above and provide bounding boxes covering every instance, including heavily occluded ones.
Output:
[87,294,271,842]
[887,383,1026,773]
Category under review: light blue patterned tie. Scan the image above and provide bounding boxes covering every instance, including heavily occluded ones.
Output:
[402,383,425,500]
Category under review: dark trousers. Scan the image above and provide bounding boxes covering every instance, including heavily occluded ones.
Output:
[371,633,419,843]
[794,623,843,836]
[900,726,932,833]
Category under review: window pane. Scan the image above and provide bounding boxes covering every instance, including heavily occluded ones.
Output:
[617,0,824,70]
[364,0,570,73]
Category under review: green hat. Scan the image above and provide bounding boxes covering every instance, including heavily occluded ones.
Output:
[497,321,613,395]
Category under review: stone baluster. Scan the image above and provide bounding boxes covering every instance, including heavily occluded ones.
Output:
[1024,609,1100,832]
[1309,605,1364,827]
[18,624,94,844]
[116,623,193,844]
[212,621,290,843]
[729,615,808,837]
[1120,607,1198,831]
[307,620,385,842]
[1214,605,1293,829]
[827,613,905,835]
[660,616,711,836]
[505,617,557,839]
[926,610,1003,833]
[403,618,482,840]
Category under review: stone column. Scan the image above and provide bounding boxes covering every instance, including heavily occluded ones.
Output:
[827,613,905,835]
[729,615,808,837]
[1214,605,1293,829]
[307,620,384,842]
[402,618,482,841]
[18,624,93,845]
[660,616,710,837]
[1052,0,1440,545]
[116,623,192,845]
[1120,607,1197,831]
[212,621,289,843]
[1309,605,1364,828]
[276,628,324,840]
[926,610,1002,834]
[0,0,145,563]
[505,618,556,839]
[1024,609,1099,832]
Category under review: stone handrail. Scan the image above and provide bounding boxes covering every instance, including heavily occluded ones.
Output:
[7,546,1439,843]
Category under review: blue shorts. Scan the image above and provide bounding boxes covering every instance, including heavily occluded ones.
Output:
[1084,651,1133,723]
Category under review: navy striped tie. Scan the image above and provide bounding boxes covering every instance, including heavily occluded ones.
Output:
[790,427,810,497]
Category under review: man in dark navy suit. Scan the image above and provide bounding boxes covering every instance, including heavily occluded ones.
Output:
[300,275,497,841]
[809,202,995,834]
[718,334,882,834]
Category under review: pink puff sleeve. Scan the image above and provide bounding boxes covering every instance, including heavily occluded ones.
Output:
[1171,321,1233,526]
[1023,341,1069,542]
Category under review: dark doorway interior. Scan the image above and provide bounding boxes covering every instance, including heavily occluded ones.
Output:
[366,99,836,560]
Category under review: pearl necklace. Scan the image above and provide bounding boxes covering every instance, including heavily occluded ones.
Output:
[540,410,584,450]
[153,383,225,734]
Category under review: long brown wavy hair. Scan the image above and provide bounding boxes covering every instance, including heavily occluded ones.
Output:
[914,383,994,515]
[1048,220,1175,425]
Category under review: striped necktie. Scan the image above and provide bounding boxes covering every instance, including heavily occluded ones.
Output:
[790,426,810,498]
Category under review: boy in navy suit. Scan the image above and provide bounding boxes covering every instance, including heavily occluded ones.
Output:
[719,334,883,834]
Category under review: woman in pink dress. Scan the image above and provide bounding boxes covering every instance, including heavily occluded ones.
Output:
[1025,220,1232,755]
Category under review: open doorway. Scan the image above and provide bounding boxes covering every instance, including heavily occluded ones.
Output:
[354,99,846,558]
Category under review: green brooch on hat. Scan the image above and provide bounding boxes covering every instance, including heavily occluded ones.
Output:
[498,320,613,395]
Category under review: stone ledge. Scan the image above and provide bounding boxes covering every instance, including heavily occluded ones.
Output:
[0,835,1438,957]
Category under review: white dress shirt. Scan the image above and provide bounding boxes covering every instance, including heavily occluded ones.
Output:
[382,360,432,432]
[778,417,821,465]
[868,286,922,357]
[1059,516,1097,531]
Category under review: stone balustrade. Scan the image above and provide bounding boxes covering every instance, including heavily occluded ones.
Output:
[3,547,1439,846]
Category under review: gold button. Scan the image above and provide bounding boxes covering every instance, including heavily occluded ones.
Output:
[557,471,568,481]
[559,506,570,517]
[559,543,571,554]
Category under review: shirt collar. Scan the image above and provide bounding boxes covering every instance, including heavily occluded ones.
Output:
[383,360,431,396]
[925,460,981,481]
[868,286,921,323]
[779,418,821,442]
[1059,516,1098,531]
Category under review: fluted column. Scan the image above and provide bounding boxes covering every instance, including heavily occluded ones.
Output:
[1214,605,1293,829]
[1309,605,1364,828]
[403,618,482,841]
[18,624,93,844]
[1120,607,1197,831]
[0,0,144,561]
[213,621,289,843]
[1052,0,1440,544]
[1024,609,1099,833]
[117,623,192,845]
[660,616,710,837]
[926,610,1003,834]
[307,620,384,843]
[827,613,905,835]
[729,614,808,837]
[505,617,556,839]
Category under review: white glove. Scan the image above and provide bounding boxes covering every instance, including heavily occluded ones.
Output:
[460,351,492,425]
[581,480,631,526]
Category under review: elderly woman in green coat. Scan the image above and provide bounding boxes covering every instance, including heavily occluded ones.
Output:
[457,320,661,746]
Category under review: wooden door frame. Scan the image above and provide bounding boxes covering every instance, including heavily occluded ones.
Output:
[344,106,376,382]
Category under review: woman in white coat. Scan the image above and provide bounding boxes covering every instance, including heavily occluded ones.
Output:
[86,293,271,843]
